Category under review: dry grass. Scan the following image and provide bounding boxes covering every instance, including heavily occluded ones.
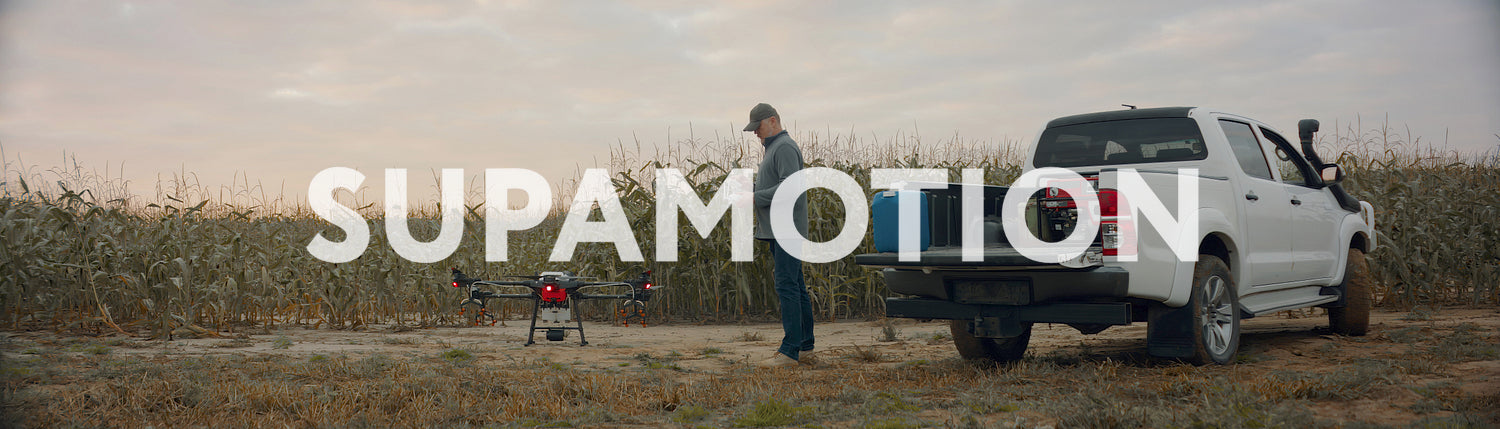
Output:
[3,311,1499,427]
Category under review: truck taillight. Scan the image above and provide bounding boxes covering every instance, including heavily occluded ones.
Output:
[1102,223,1120,255]
[1098,188,1119,217]
[1099,189,1120,256]
[1097,188,1136,258]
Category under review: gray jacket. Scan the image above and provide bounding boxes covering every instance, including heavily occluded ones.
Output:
[754,131,809,241]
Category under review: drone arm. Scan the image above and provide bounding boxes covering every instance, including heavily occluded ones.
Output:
[489,293,536,299]
[573,292,631,300]
[471,281,539,298]
[477,280,533,287]
[574,282,632,300]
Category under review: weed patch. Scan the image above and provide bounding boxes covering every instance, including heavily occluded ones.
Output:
[271,335,293,349]
[734,331,764,342]
[877,320,900,342]
[440,348,474,364]
[733,398,814,427]
[1267,360,1396,400]
[672,405,711,423]
[845,345,884,363]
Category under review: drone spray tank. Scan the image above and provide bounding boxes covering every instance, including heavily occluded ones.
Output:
[536,272,574,341]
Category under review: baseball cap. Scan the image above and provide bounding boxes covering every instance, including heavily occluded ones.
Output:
[743,103,778,132]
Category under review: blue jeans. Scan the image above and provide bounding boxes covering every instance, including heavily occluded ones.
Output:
[770,239,814,359]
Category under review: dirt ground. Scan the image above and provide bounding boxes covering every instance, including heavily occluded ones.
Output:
[51,308,1497,375]
[3,307,1498,427]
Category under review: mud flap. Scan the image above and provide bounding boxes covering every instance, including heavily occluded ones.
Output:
[1146,302,1195,358]
[1317,284,1347,308]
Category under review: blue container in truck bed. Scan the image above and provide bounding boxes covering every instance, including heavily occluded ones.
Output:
[871,190,931,252]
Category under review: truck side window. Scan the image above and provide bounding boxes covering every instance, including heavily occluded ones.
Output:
[1258,127,1312,187]
[1219,120,1273,181]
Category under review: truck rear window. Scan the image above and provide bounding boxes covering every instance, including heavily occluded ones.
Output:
[1033,118,1208,168]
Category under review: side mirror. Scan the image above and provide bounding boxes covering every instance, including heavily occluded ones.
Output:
[1320,164,1344,186]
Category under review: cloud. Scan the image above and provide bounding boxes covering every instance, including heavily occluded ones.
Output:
[269,88,311,99]
[0,0,1496,206]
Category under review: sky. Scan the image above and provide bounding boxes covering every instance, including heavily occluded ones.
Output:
[2,0,1497,207]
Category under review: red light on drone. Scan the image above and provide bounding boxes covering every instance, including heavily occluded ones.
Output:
[644,283,652,290]
[540,283,566,302]
[452,282,459,288]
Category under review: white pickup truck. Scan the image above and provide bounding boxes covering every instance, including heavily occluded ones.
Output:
[856,107,1377,364]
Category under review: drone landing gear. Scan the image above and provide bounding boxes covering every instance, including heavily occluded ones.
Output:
[524,323,587,346]
[524,299,589,346]
[618,300,648,327]
[459,299,500,327]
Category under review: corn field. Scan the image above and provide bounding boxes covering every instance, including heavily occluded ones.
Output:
[1326,119,1500,307]
[1,121,1497,334]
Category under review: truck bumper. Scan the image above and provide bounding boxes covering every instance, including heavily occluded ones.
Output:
[885,298,1133,325]
[881,266,1129,303]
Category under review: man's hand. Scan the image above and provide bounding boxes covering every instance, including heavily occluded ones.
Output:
[726,172,755,208]
[733,190,755,208]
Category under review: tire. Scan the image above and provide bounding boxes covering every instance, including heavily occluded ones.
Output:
[1329,248,1372,336]
[461,300,483,327]
[949,320,1031,363]
[1189,255,1240,365]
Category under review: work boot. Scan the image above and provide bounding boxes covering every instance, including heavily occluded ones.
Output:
[756,352,798,368]
[798,348,816,364]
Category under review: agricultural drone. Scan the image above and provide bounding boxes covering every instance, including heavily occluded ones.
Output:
[448,268,661,346]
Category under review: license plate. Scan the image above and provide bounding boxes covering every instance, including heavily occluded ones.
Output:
[951,279,1032,305]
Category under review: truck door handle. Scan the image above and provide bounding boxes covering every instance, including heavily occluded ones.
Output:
[1291,198,1302,206]
[1245,192,1259,201]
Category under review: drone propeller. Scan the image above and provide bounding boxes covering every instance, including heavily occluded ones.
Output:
[504,275,544,280]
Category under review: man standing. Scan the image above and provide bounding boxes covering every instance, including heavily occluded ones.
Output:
[743,103,812,368]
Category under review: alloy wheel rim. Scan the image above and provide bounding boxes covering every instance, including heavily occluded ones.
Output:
[1199,275,1235,356]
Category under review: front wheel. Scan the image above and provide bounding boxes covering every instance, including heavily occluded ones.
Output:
[949,320,1031,363]
[1189,255,1240,365]
[1328,248,1372,336]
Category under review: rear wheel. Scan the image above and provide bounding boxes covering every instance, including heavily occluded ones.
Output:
[1329,248,1372,336]
[949,320,1031,363]
[1189,255,1240,365]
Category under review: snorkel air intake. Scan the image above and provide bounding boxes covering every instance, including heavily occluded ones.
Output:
[1299,119,1324,168]
[1299,118,1360,213]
